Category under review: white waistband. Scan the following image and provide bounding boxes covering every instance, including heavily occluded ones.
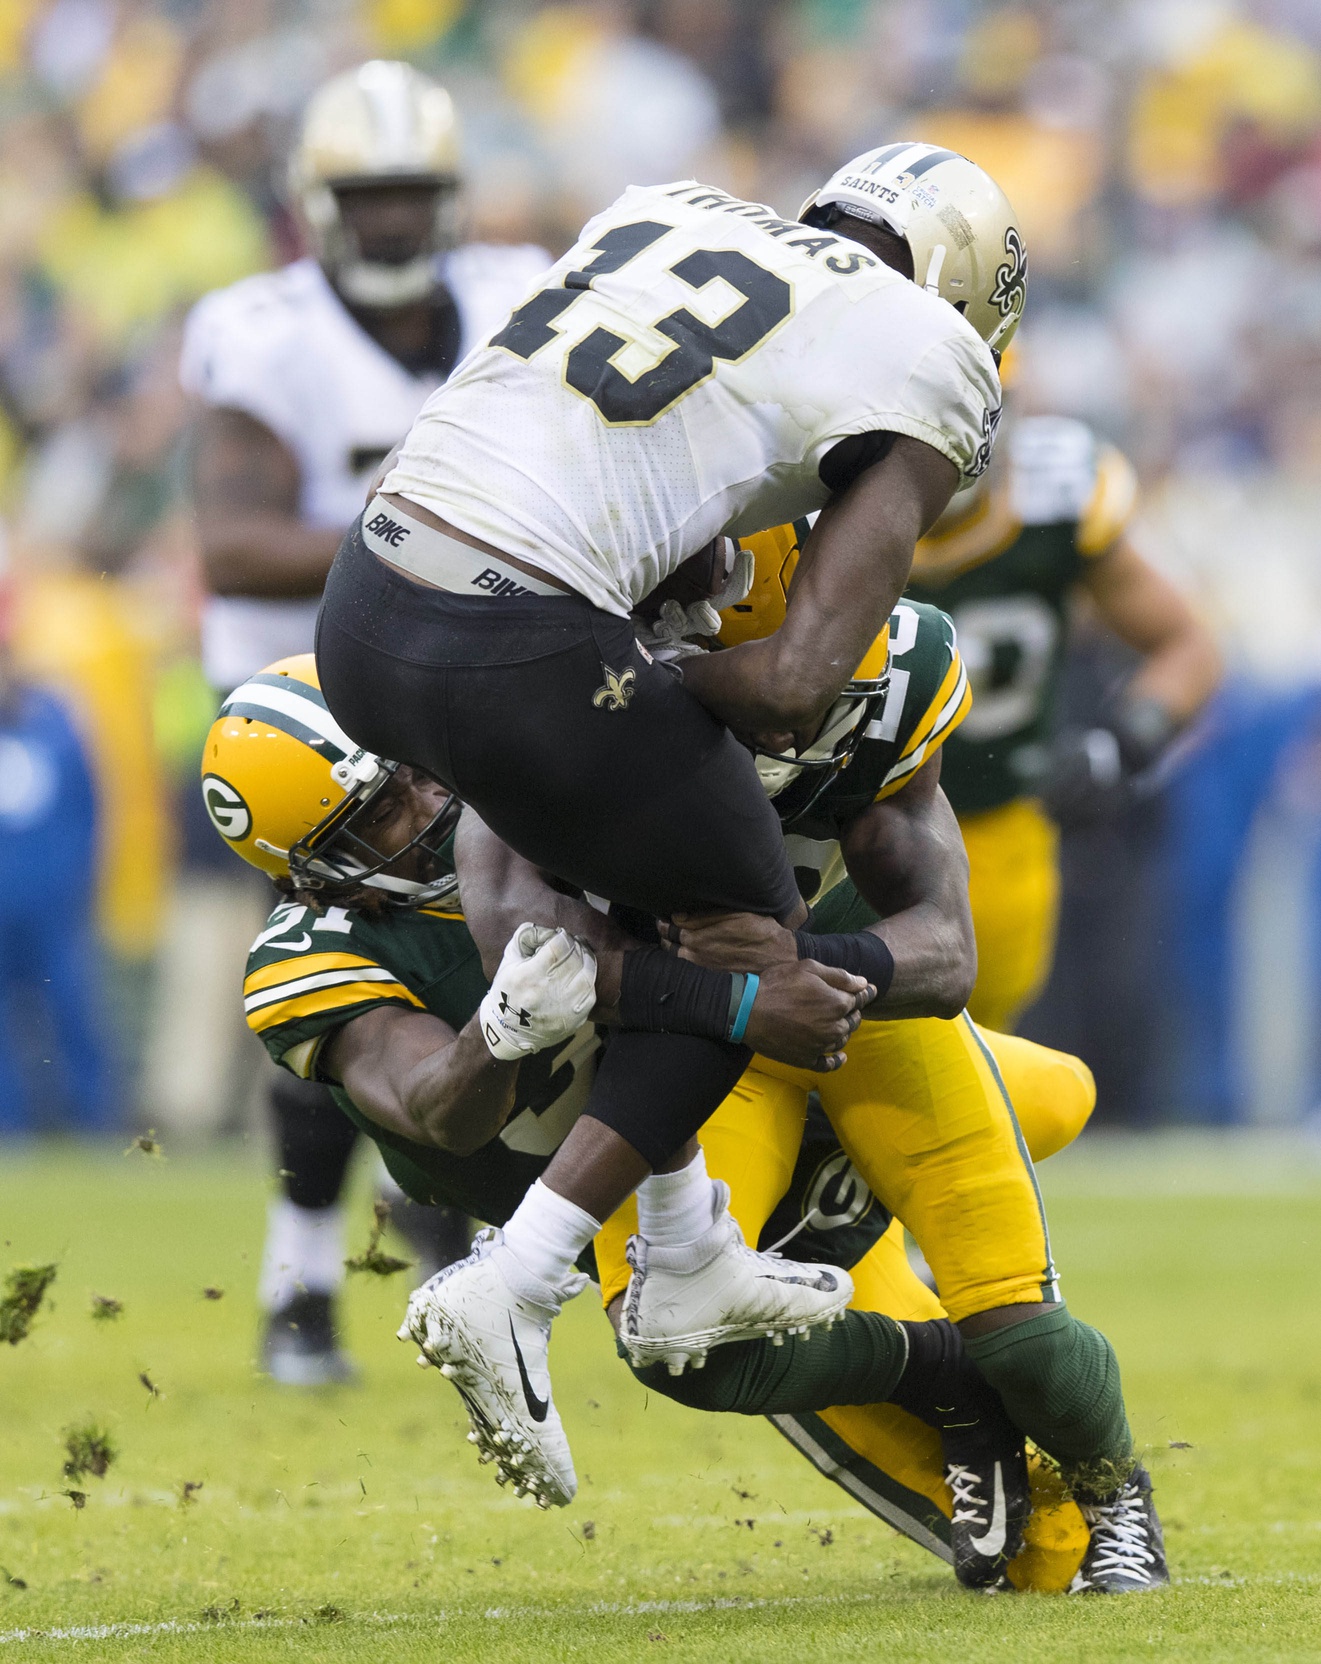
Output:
[361,497,564,599]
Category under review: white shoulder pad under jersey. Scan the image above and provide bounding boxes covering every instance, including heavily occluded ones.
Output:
[180,248,552,532]
[182,247,551,689]
[385,181,1001,617]
[1006,415,1099,526]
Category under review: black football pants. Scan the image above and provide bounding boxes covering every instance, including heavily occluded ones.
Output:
[316,517,802,1167]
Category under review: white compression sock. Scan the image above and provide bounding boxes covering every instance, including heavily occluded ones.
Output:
[258,1199,346,1311]
[500,1180,601,1295]
[636,1147,718,1247]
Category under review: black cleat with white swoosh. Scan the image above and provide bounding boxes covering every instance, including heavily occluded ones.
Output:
[944,1441,1031,1589]
[891,1317,1031,1588]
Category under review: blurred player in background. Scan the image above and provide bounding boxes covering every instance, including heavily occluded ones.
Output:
[183,60,550,1384]
[0,547,112,1137]
[904,378,1221,1032]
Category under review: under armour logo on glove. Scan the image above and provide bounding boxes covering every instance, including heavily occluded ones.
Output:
[479,924,599,1061]
[499,992,533,1028]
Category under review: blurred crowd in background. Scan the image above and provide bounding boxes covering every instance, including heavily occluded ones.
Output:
[2,0,1321,1137]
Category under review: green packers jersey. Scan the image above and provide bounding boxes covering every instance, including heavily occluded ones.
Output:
[243,898,892,1272]
[779,598,970,910]
[904,416,1137,816]
[244,898,602,1224]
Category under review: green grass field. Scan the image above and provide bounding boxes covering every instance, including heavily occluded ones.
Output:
[1,1134,1319,1662]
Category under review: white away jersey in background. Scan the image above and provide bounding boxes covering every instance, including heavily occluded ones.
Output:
[180,245,550,688]
[385,181,1001,617]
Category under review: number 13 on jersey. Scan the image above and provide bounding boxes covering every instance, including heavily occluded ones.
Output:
[490,220,794,427]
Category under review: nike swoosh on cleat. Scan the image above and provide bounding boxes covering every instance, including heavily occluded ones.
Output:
[968,1462,1007,1558]
[509,1320,549,1423]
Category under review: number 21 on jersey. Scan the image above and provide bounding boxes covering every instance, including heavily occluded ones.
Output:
[490,220,794,427]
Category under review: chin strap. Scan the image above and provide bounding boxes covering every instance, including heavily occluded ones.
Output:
[360,869,458,905]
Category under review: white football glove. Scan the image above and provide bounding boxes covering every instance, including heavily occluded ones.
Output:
[635,540,756,663]
[708,540,755,611]
[635,596,723,662]
[479,924,598,1061]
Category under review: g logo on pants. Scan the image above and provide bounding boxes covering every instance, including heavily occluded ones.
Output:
[802,1151,874,1233]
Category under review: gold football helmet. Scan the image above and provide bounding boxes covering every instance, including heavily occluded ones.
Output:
[719,524,890,820]
[290,59,462,308]
[201,655,459,907]
[799,142,1026,352]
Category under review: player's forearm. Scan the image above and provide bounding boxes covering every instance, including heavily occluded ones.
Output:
[396,1022,520,1155]
[857,906,975,1019]
[1084,539,1222,727]
[682,445,954,744]
[1126,629,1222,727]
[198,516,342,598]
[678,633,839,746]
[838,774,975,1018]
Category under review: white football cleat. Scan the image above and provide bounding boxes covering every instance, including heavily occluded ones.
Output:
[399,1228,584,1509]
[620,1182,854,1375]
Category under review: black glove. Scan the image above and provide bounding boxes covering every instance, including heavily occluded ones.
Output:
[1039,697,1176,826]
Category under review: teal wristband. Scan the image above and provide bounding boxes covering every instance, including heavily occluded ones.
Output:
[727,973,760,1044]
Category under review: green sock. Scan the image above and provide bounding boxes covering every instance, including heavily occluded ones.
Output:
[623,1309,908,1416]
[962,1303,1134,1496]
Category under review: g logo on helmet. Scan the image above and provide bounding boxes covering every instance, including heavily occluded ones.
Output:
[202,774,252,841]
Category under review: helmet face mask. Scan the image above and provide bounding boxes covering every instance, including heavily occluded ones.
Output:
[287,757,462,910]
[291,60,462,310]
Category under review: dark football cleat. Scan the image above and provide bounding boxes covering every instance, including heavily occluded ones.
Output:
[898,1318,1032,1588]
[945,1442,1032,1589]
[1071,1466,1169,1593]
[260,1291,358,1387]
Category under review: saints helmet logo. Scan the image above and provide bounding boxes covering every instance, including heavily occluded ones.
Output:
[592,665,637,712]
[989,225,1027,319]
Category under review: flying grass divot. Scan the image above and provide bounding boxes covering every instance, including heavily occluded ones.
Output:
[61,1421,116,1484]
[345,1200,414,1277]
[0,1263,57,1344]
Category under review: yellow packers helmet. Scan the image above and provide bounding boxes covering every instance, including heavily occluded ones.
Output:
[201,655,460,908]
[718,522,890,822]
[290,59,462,308]
[799,142,1026,352]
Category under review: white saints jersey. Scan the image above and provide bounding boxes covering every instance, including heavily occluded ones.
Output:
[385,181,1001,618]
[180,245,550,689]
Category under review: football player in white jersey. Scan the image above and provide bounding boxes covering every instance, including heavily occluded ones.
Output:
[315,145,1026,1487]
[182,60,551,1385]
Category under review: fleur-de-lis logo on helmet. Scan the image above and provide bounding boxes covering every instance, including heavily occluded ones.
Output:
[989,225,1028,320]
[592,666,637,712]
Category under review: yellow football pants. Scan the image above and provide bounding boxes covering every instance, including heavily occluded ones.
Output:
[959,797,1060,1033]
[753,1014,1094,1322]
[594,1026,1095,1591]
